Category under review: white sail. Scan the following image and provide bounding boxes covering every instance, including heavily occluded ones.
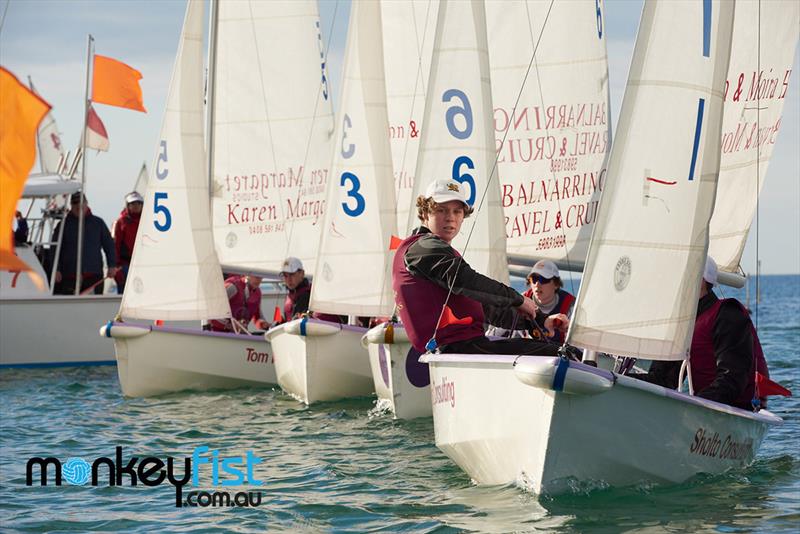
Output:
[211,0,334,275]
[133,162,148,194]
[30,79,65,174]
[309,1,396,317]
[708,0,800,273]
[409,0,508,283]
[486,0,611,271]
[568,0,735,360]
[381,0,438,237]
[120,0,229,321]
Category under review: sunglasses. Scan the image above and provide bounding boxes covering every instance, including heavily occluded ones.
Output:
[530,274,553,284]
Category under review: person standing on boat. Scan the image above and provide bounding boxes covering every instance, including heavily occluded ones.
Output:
[51,193,117,295]
[210,274,269,333]
[112,191,143,293]
[392,179,568,355]
[640,257,770,410]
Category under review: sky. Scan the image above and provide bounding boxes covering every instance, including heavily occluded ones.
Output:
[1,0,798,275]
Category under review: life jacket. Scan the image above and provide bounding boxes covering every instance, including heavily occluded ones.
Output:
[521,288,575,343]
[210,276,262,332]
[392,233,485,352]
[284,278,311,320]
[113,208,141,266]
[690,298,765,407]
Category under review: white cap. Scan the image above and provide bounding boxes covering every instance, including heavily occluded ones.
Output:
[424,179,469,207]
[281,257,304,274]
[703,256,718,286]
[125,191,144,204]
[529,259,559,280]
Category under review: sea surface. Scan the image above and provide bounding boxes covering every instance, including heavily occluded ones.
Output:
[1,275,798,533]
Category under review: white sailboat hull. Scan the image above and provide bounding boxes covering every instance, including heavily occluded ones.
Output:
[266,318,373,404]
[103,322,276,397]
[0,295,120,367]
[422,353,781,495]
[364,323,431,419]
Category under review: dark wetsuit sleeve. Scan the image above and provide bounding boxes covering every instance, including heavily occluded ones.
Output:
[696,300,753,404]
[100,221,117,268]
[404,234,524,309]
[293,291,311,316]
[636,360,681,389]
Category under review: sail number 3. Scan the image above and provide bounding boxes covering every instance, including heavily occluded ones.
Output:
[443,89,476,206]
[339,114,366,217]
[153,140,173,232]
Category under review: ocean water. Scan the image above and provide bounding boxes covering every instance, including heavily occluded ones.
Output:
[1,275,797,533]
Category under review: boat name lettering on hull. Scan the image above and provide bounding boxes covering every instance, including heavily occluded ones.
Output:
[432,377,455,408]
[246,347,272,364]
[689,427,754,461]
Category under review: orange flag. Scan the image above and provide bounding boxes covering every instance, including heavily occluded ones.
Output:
[92,55,146,112]
[0,67,51,275]
[389,235,403,250]
[273,306,283,324]
[437,305,473,329]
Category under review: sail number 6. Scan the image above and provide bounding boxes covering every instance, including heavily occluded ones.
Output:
[443,89,476,206]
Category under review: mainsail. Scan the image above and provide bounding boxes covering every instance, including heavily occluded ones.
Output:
[211,0,334,275]
[568,0,735,359]
[486,0,611,271]
[120,0,229,321]
[381,0,438,237]
[708,1,800,273]
[409,0,508,282]
[309,0,397,317]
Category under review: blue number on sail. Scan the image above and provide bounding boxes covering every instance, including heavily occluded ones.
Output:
[452,156,476,206]
[595,0,603,39]
[688,98,705,181]
[702,0,711,57]
[341,114,355,159]
[442,89,473,140]
[153,192,172,231]
[340,172,365,217]
[156,140,168,180]
[316,20,329,100]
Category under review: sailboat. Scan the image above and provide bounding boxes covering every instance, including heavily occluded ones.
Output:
[103,0,335,396]
[420,0,793,494]
[365,0,613,419]
[266,0,397,405]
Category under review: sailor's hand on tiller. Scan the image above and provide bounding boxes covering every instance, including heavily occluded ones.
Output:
[516,296,539,319]
[544,313,570,337]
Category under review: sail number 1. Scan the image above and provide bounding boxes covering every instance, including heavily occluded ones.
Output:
[153,140,173,232]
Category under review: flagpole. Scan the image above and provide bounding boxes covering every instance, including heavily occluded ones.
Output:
[27,76,46,173]
[75,34,94,295]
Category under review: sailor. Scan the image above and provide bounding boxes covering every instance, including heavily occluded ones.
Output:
[278,257,345,324]
[641,257,770,410]
[392,179,568,355]
[522,260,575,344]
[112,191,144,293]
[51,193,117,295]
[210,274,269,333]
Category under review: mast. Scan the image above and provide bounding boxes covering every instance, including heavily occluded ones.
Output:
[27,76,45,173]
[75,34,94,295]
[206,0,219,215]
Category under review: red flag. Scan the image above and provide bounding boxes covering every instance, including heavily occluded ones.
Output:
[389,235,402,250]
[92,55,146,112]
[437,305,473,329]
[273,306,283,324]
[85,104,109,152]
[756,372,791,397]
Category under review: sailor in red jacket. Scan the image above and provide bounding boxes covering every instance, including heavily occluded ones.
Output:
[210,274,269,333]
[278,257,345,324]
[112,191,143,293]
[521,260,575,344]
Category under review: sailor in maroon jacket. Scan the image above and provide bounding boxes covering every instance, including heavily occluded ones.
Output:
[279,256,344,324]
[392,179,568,355]
[641,257,769,410]
[112,191,143,293]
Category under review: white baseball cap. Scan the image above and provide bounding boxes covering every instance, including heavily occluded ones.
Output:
[424,179,469,207]
[281,257,304,274]
[125,191,144,204]
[528,259,559,280]
[703,256,718,286]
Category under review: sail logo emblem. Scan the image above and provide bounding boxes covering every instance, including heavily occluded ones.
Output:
[614,256,631,291]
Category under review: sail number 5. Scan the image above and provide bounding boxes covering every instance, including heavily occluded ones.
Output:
[443,89,476,206]
[153,140,172,232]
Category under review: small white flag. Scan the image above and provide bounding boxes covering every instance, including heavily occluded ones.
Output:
[85,104,109,152]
